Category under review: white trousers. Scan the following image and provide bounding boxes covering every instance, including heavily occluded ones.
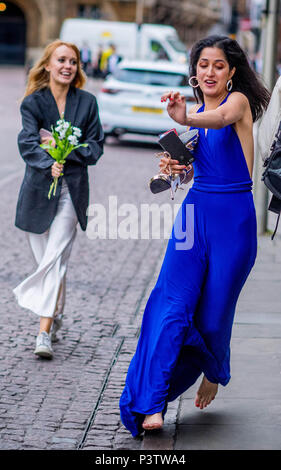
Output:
[13,179,78,318]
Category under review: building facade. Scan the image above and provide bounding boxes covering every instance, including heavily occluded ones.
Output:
[0,0,222,65]
[0,1,150,64]
[148,0,221,47]
[1,0,279,66]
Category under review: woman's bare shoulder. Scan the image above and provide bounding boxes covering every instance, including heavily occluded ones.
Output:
[227,91,250,107]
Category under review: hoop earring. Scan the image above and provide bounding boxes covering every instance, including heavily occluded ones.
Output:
[188,76,199,88]
[226,79,233,91]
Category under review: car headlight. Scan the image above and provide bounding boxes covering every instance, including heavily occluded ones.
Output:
[179,55,187,64]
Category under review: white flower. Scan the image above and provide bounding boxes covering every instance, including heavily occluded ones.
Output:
[68,135,78,146]
[63,121,71,130]
[73,127,82,138]
[58,129,66,140]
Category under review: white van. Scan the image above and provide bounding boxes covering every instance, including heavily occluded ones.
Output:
[59,19,188,64]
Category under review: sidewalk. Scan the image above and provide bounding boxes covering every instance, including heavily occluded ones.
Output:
[142,233,281,451]
[1,160,281,451]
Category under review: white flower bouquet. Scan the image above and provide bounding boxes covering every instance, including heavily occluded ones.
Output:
[40,115,88,199]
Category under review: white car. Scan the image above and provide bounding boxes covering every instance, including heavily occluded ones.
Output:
[97,60,196,139]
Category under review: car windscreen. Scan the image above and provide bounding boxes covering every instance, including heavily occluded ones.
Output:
[114,68,189,87]
[166,36,187,54]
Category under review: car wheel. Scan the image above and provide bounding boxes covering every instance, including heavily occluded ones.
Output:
[104,132,120,144]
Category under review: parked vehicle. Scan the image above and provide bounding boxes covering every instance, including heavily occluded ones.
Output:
[59,19,188,66]
[97,60,195,139]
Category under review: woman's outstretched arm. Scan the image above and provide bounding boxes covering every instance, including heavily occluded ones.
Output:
[161,91,249,129]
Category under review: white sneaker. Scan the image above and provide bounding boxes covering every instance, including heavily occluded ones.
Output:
[34,332,53,359]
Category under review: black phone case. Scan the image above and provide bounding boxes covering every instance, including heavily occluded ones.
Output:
[158,130,195,165]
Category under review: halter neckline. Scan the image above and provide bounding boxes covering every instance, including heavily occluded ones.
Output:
[201,92,231,112]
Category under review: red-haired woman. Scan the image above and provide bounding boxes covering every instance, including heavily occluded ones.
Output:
[13,40,104,358]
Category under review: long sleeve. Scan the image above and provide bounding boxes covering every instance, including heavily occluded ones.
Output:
[66,96,104,167]
[17,96,55,170]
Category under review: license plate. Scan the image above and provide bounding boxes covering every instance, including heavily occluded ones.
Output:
[132,106,163,114]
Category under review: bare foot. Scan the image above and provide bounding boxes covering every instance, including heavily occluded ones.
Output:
[142,412,163,430]
[195,376,218,410]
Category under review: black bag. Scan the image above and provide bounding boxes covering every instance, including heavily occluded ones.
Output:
[262,120,281,240]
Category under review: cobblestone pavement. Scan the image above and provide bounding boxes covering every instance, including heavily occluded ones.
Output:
[0,142,180,450]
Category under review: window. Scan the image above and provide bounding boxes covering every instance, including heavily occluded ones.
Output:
[150,40,169,60]
[114,68,189,87]
[78,4,101,19]
[166,37,187,54]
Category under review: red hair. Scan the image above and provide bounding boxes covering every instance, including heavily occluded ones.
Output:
[24,39,86,97]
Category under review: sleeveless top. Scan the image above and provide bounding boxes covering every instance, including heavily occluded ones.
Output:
[190,93,253,193]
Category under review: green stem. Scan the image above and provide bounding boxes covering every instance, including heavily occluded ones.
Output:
[48,177,58,199]
[48,181,54,200]
[53,177,58,196]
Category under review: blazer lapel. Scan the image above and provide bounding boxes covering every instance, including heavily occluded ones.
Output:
[64,86,80,125]
[42,87,60,126]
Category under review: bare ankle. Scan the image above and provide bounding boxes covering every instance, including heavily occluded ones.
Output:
[142,412,163,430]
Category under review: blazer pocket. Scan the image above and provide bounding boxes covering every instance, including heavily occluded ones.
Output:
[24,165,53,190]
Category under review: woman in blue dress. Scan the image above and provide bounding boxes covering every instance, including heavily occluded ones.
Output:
[119,35,270,436]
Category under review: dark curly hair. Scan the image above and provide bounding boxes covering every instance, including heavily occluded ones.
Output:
[189,35,270,122]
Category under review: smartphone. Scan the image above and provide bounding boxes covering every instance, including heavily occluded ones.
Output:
[158,129,195,166]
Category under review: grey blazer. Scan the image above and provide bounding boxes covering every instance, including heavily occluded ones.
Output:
[15,86,104,234]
